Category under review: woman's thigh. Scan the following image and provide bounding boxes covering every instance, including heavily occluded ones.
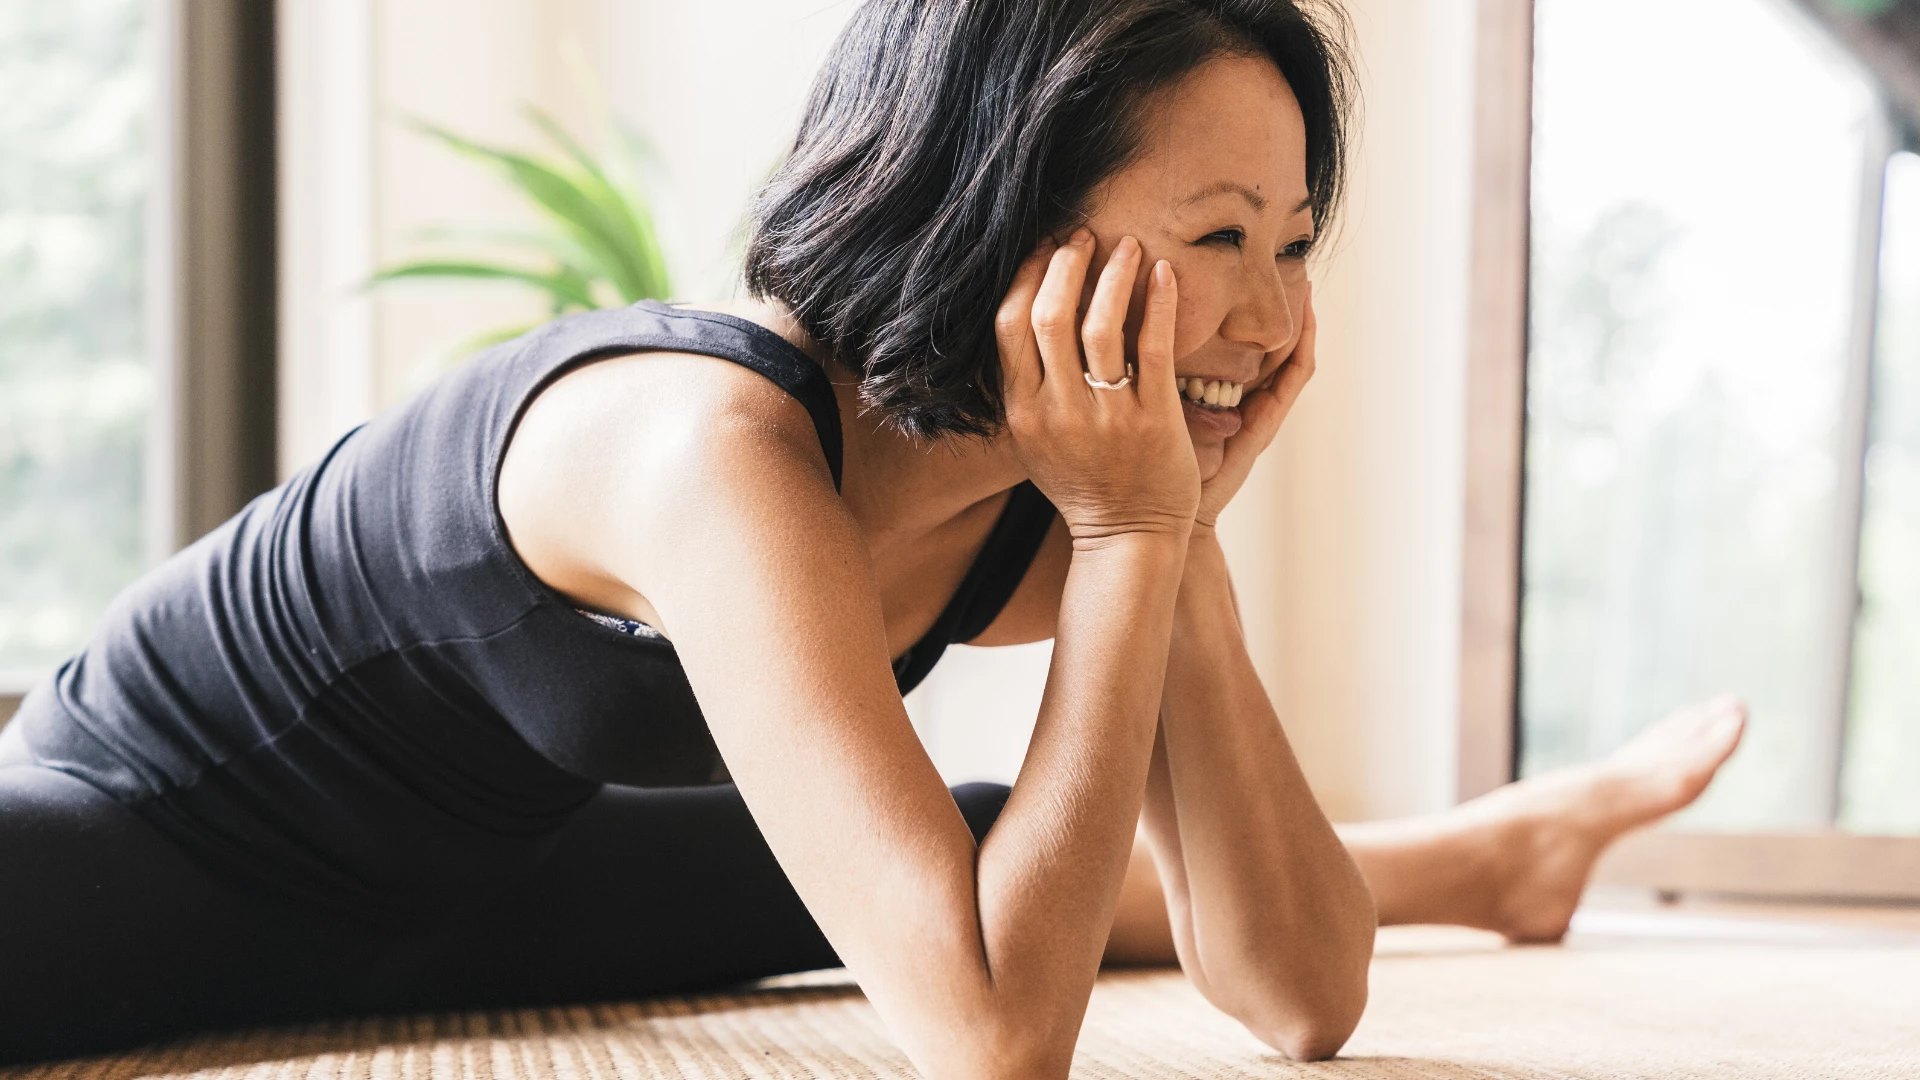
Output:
[0,766,1011,1063]
[366,781,1013,1013]
[0,765,383,1064]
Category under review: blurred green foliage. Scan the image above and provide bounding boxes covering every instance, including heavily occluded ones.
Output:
[372,107,673,354]
[1821,0,1900,17]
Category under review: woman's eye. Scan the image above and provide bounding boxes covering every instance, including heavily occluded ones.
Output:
[1200,228,1245,249]
[1281,238,1315,259]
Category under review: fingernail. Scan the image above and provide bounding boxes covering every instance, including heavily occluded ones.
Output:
[1114,235,1139,260]
[1072,227,1094,247]
[1153,260,1173,287]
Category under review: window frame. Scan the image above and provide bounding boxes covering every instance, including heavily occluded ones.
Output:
[1463,0,1920,900]
[167,0,279,547]
[1458,0,1535,803]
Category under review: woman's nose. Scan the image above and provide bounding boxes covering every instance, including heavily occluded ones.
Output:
[1221,266,1299,355]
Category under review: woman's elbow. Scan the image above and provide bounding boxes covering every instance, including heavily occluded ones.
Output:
[1245,1003,1365,1062]
[1220,951,1371,1062]
[934,1008,1079,1080]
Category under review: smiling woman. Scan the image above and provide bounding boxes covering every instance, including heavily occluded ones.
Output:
[0,2,1370,1070]
[1068,53,1319,481]
[744,0,1348,442]
[0,1,1743,1075]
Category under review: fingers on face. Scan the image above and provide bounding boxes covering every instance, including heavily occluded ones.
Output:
[1136,259,1177,393]
[1242,287,1317,437]
[995,243,1055,401]
[1080,236,1141,385]
[1031,229,1097,387]
[1293,286,1317,379]
[1273,287,1317,409]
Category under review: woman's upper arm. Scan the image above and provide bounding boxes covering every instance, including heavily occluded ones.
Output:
[571,385,1015,1066]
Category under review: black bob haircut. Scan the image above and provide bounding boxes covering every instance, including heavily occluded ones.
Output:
[744,0,1355,441]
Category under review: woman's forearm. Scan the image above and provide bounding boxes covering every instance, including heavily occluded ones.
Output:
[965,529,1189,1072]
[1139,529,1374,1060]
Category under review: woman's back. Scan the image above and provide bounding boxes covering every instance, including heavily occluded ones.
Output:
[10,301,1025,917]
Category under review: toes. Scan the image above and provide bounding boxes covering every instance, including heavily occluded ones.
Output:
[1680,696,1747,770]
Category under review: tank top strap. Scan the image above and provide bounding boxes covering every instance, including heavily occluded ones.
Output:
[627,301,844,489]
[891,481,1058,695]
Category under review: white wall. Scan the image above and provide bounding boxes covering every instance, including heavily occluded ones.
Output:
[592,1,862,300]
[279,0,1482,822]
[277,0,376,474]
[280,0,605,473]
[1240,0,1478,821]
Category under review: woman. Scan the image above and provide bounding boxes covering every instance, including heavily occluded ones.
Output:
[0,0,1744,1072]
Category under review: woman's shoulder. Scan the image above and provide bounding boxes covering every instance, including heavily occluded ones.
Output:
[523,299,838,482]
[496,337,849,619]
[507,333,839,500]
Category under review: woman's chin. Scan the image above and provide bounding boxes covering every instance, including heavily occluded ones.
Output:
[1191,439,1227,482]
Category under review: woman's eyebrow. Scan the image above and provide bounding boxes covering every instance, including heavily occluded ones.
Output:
[1180,180,1268,211]
[1177,181,1314,217]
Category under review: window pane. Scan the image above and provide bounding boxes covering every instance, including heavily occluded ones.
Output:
[1521,0,1878,828]
[0,2,156,689]
[1841,151,1920,835]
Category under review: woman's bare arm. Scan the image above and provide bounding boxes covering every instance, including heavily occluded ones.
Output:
[511,235,1199,1080]
[1137,530,1374,1059]
[658,454,1184,1078]
[1131,293,1374,1059]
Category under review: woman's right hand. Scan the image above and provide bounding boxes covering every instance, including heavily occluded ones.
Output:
[995,228,1200,544]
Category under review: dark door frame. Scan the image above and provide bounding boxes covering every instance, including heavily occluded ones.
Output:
[164,0,279,550]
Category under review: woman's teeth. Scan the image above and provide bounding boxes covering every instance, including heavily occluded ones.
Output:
[1177,377,1243,408]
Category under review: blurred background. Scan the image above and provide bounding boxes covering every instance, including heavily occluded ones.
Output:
[2,1,1917,894]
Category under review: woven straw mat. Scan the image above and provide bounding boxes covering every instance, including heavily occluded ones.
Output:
[8,928,1919,1079]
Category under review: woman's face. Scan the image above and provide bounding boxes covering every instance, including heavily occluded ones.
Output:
[1078,54,1315,480]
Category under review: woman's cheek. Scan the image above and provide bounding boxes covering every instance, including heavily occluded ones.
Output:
[1122,253,1223,356]
[1171,284,1228,359]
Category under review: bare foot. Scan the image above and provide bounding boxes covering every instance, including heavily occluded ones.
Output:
[1459,695,1747,943]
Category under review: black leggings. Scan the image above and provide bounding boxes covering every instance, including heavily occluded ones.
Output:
[0,763,1009,1066]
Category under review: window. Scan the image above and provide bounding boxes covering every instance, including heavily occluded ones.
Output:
[1520,0,1918,838]
[0,1,161,693]
[0,0,277,710]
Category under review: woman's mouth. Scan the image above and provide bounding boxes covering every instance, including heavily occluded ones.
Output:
[1177,377,1244,437]
[1178,377,1244,407]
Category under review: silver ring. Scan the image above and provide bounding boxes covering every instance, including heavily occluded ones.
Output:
[1085,364,1135,391]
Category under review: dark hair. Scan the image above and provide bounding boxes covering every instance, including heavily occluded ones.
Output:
[744,0,1355,440]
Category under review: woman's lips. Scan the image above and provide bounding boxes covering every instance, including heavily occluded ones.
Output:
[1181,397,1242,438]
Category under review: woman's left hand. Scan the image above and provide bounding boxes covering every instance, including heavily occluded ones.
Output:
[1194,287,1317,531]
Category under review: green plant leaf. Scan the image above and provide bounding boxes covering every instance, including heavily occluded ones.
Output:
[370,101,675,326]
[405,223,594,265]
[410,119,661,303]
[370,260,598,312]
[523,106,671,301]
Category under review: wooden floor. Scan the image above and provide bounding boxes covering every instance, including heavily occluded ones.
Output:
[8,896,1918,1080]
